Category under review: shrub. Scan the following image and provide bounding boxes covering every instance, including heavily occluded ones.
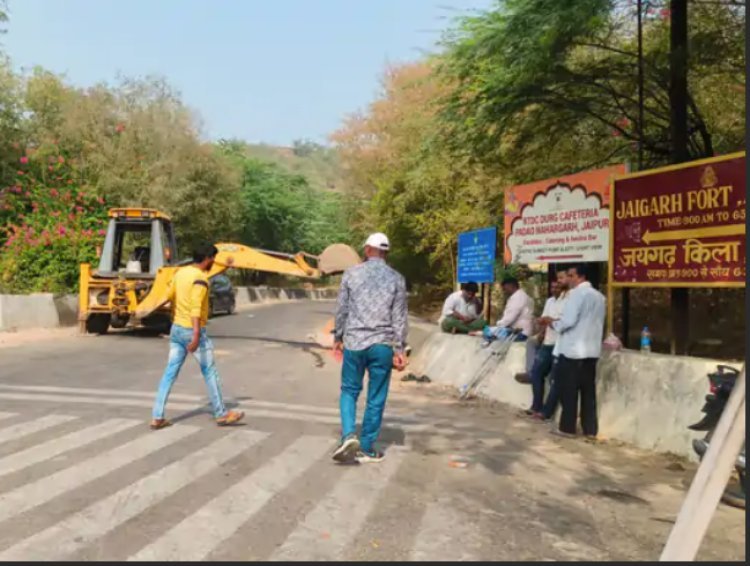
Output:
[0,151,107,293]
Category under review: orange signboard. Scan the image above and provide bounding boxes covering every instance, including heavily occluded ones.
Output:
[503,165,627,264]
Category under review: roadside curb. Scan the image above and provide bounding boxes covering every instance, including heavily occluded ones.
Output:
[0,287,339,333]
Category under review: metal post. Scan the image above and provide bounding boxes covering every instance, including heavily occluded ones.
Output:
[637,0,644,170]
[669,0,690,355]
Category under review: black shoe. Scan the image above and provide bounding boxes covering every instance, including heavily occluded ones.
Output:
[332,434,360,463]
[514,372,531,384]
[356,449,385,463]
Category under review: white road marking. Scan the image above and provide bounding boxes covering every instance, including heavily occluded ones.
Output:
[0,392,431,431]
[0,414,76,446]
[0,424,199,522]
[269,448,407,561]
[129,435,333,561]
[0,430,266,561]
[0,418,140,478]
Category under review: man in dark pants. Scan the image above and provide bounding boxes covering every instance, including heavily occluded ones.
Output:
[524,275,568,417]
[541,264,606,438]
[331,232,408,464]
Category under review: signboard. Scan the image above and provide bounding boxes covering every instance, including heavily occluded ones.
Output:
[457,227,497,283]
[611,152,746,287]
[504,165,626,264]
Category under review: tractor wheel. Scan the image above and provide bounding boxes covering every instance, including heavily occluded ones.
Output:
[85,314,111,335]
[143,314,172,335]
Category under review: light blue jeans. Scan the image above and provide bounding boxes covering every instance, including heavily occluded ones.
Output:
[152,324,228,419]
[340,345,393,453]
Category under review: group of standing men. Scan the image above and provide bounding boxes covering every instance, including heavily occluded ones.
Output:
[439,265,606,439]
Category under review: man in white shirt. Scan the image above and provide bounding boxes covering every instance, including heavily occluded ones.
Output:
[476,278,533,344]
[439,282,487,334]
[542,264,606,438]
[523,275,569,416]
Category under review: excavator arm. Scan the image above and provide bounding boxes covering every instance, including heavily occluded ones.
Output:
[133,242,359,320]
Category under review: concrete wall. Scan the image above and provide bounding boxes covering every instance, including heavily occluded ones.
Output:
[0,286,338,332]
[409,324,739,459]
[0,294,63,332]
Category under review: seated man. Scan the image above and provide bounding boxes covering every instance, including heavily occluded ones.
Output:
[439,282,487,334]
[476,278,533,345]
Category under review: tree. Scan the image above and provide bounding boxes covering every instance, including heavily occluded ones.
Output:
[219,142,353,256]
[332,62,503,286]
[438,0,745,175]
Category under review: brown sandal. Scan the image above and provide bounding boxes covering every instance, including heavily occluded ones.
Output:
[216,410,245,426]
[150,418,172,430]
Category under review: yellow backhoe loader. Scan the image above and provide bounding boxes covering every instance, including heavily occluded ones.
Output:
[78,207,360,334]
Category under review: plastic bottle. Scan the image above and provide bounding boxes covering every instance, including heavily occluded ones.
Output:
[640,326,652,354]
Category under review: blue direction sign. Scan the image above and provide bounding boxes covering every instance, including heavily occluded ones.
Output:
[457,227,497,283]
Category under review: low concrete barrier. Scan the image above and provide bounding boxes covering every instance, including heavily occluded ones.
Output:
[233,286,336,308]
[409,325,740,459]
[0,287,338,332]
[0,294,63,332]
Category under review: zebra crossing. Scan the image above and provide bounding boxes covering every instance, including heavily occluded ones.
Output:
[0,382,433,431]
[0,407,482,561]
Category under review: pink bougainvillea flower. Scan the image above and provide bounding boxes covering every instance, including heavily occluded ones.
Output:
[97,197,105,204]
[50,188,59,197]
[68,213,76,221]
[115,123,126,133]
[57,225,67,236]
[17,170,24,175]
[58,156,65,164]
[75,205,84,213]
[51,211,60,217]
[19,156,29,164]
[48,166,55,172]
[24,192,31,197]
[98,229,106,236]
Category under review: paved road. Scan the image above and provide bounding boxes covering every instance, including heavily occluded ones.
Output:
[0,301,744,561]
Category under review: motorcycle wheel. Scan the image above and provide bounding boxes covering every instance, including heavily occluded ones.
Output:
[721,470,746,510]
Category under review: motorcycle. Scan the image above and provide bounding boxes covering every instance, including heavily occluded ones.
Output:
[688,364,745,509]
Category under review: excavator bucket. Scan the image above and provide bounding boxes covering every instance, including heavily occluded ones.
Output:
[318,244,361,275]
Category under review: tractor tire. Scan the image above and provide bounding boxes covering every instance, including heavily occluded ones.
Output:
[85,314,111,335]
[143,314,172,335]
[110,313,129,329]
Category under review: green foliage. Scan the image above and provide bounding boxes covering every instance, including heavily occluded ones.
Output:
[439,0,745,176]
[219,143,353,255]
[0,58,352,293]
[0,151,108,293]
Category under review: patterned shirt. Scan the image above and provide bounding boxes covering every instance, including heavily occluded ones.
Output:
[334,258,408,352]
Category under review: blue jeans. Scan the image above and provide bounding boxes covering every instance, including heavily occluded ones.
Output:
[152,325,228,419]
[530,345,555,413]
[482,326,528,342]
[340,345,393,453]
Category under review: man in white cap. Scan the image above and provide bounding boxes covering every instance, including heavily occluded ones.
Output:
[332,232,408,464]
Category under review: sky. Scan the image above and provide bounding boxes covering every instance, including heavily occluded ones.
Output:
[3,0,492,146]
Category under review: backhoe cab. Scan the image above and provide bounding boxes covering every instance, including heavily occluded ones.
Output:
[79,207,359,335]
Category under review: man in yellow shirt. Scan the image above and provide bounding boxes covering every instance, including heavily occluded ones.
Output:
[150,244,244,429]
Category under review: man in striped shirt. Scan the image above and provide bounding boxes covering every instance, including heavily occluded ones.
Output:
[150,244,244,430]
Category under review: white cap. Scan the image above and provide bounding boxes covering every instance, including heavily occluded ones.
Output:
[364,232,390,251]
